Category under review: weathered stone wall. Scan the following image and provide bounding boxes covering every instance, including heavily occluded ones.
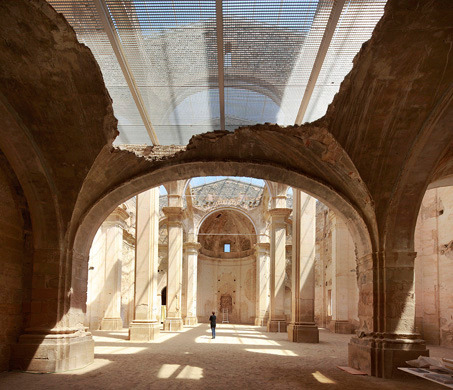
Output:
[86,229,104,329]
[0,156,32,371]
[315,203,332,327]
[315,202,359,331]
[86,201,135,330]
[415,186,453,346]
[120,199,136,327]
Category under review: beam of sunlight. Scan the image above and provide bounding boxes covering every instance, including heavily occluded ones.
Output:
[245,349,298,357]
[157,364,180,379]
[195,335,279,346]
[312,371,336,384]
[157,364,203,380]
[95,346,147,355]
[176,366,204,380]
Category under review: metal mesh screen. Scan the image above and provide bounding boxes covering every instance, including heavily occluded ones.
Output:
[47,0,386,145]
[304,0,387,122]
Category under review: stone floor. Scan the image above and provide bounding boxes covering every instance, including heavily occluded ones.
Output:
[1,325,451,389]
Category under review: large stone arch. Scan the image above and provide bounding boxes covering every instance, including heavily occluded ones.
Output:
[69,154,375,334]
[196,206,259,237]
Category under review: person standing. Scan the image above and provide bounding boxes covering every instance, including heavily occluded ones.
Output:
[209,311,216,339]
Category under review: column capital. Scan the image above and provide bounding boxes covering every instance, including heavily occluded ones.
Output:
[162,206,184,223]
[254,242,270,254]
[184,241,201,253]
[269,208,292,220]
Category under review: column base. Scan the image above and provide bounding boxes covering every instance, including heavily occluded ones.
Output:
[329,320,353,334]
[184,316,198,326]
[348,333,429,378]
[164,317,184,331]
[10,328,94,373]
[255,316,269,326]
[267,319,287,332]
[288,322,319,343]
[100,317,123,330]
[129,320,160,341]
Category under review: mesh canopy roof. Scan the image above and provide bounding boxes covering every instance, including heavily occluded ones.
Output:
[48,0,386,145]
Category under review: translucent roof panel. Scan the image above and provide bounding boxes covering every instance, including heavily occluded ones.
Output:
[105,0,218,144]
[224,0,335,126]
[48,0,152,144]
[304,0,387,122]
[48,0,386,146]
[186,176,265,210]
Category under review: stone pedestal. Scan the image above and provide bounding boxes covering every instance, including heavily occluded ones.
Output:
[11,328,94,372]
[267,207,291,332]
[330,215,354,334]
[268,319,287,332]
[163,206,184,331]
[164,317,184,331]
[255,242,270,327]
[87,207,127,331]
[287,190,319,343]
[349,334,428,378]
[329,320,353,334]
[349,251,428,378]
[288,323,319,343]
[182,242,200,326]
[129,188,160,341]
[129,320,161,341]
[100,317,123,330]
[184,317,198,326]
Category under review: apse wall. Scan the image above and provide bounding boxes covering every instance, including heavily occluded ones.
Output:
[197,255,256,324]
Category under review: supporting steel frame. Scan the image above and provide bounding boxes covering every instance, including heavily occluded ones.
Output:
[295,0,346,125]
[216,0,226,131]
[94,0,160,145]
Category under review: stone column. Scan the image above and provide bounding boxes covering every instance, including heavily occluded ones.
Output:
[330,214,353,334]
[183,242,201,325]
[268,208,291,332]
[288,190,319,342]
[163,206,184,331]
[255,242,270,326]
[129,188,160,341]
[100,208,129,330]
[348,251,428,378]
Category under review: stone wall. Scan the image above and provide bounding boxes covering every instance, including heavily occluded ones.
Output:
[314,202,359,332]
[0,156,32,371]
[121,230,135,327]
[315,203,332,327]
[86,229,104,329]
[415,186,453,346]
[86,201,135,330]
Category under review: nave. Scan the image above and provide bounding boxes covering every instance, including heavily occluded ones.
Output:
[1,324,451,390]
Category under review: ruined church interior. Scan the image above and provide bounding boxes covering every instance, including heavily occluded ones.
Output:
[0,0,452,389]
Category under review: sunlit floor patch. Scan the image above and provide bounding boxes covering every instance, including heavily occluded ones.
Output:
[245,348,298,357]
[95,346,147,354]
[312,371,336,384]
[195,335,280,345]
[157,364,203,380]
